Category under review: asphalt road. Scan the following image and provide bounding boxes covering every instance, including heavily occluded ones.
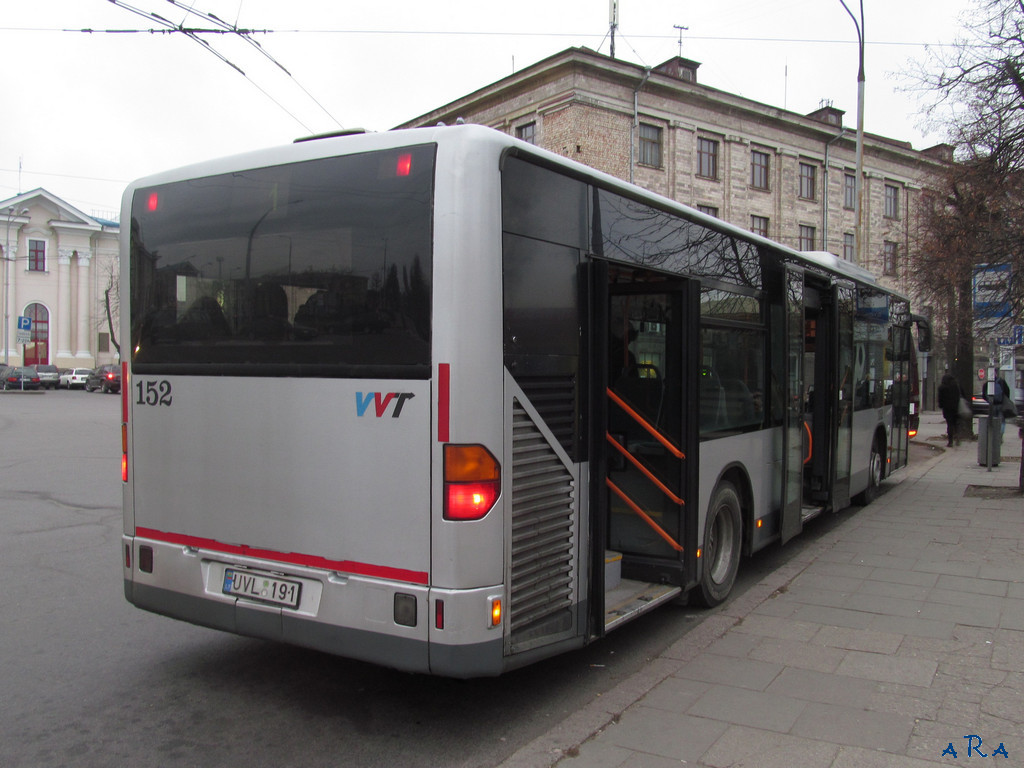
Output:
[0,389,925,767]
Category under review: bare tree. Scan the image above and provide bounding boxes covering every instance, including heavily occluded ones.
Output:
[909,0,1024,397]
[97,258,120,357]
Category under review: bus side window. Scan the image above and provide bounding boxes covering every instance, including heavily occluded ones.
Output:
[721,378,757,428]
[700,366,725,433]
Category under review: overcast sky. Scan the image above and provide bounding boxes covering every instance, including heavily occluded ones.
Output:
[0,0,974,220]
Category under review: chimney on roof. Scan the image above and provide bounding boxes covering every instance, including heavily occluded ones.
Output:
[806,101,845,128]
[654,56,701,83]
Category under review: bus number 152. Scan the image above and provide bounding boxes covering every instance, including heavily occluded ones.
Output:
[135,380,172,406]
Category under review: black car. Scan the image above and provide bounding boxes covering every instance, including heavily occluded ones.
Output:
[85,364,121,394]
[1,366,42,390]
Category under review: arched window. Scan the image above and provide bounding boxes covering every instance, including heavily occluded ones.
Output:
[23,303,49,366]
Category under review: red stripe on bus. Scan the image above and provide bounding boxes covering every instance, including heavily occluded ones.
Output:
[438,363,450,442]
[121,362,129,423]
[135,527,429,585]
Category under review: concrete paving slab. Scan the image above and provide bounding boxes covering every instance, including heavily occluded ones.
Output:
[700,725,839,768]
[686,683,808,732]
[790,701,915,753]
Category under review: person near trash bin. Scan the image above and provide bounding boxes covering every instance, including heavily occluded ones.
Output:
[937,373,966,447]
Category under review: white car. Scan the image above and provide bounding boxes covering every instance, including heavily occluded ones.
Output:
[58,368,93,389]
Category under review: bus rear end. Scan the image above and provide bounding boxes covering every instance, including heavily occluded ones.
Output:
[121,139,444,673]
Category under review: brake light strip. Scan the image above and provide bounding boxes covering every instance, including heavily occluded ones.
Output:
[135,526,429,585]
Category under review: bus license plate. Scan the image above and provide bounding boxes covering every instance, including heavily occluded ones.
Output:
[222,568,302,608]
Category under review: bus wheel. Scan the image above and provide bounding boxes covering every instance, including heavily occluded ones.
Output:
[695,481,742,608]
[855,438,883,506]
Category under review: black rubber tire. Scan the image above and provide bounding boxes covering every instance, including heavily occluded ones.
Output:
[854,438,883,506]
[694,481,743,608]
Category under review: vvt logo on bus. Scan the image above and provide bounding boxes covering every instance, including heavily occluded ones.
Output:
[356,391,415,418]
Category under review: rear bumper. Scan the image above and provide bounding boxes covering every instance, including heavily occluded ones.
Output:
[123,535,505,677]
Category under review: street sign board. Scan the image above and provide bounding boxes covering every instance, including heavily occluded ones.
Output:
[17,316,31,332]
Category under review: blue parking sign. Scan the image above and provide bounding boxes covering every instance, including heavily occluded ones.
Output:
[17,316,31,332]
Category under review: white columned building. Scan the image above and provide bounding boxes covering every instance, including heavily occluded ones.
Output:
[57,248,74,358]
[0,189,120,369]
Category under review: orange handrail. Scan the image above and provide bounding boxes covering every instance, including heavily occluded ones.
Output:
[605,433,685,506]
[803,420,813,465]
[606,388,685,459]
[606,479,684,552]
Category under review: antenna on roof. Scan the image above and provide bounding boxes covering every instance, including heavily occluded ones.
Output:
[673,24,688,57]
[609,0,619,59]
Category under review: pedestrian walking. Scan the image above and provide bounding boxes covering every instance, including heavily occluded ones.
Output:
[937,373,965,447]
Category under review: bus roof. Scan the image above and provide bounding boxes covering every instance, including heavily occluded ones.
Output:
[122,123,894,296]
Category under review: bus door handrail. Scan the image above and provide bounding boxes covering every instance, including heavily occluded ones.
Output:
[803,419,813,465]
[606,388,685,459]
[605,433,684,506]
[606,479,684,552]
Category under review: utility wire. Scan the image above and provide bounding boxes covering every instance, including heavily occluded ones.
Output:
[163,0,342,128]
[104,0,329,132]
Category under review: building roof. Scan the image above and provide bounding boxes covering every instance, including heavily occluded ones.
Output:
[1,188,120,232]
[396,46,952,162]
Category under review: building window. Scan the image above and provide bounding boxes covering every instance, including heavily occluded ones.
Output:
[697,137,719,179]
[884,241,898,275]
[844,173,856,210]
[98,332,110,354]
[751,215,770,237]
[884,184,900,219]
[28,239,46,272]
[843,232,855,261]
[751,150,770,190]
[697,205,719,218]
[799,163,816,200]
[638,124,663,167]
[516,122,536,144]
[799,225,816,251]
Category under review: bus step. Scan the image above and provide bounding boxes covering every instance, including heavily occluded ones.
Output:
[801,505,824,523]
[604,578,683,633]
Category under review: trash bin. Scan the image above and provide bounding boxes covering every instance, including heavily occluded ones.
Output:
[977,416,1002,466]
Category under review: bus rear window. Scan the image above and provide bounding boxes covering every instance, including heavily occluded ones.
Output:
[129,144,434,378]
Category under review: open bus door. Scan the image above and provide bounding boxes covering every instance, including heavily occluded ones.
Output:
[781,266,806,543]
[783,269,847,542]
[590,262,696,637]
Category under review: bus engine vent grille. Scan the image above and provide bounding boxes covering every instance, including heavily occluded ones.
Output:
[509,399,576,650]
[516,376,577,460]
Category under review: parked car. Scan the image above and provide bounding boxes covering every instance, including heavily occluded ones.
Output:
[32,364,60,389]
[85,364,121,394]
[59,368,94,389]
[972,385,1024,417]
[1,366,42,390]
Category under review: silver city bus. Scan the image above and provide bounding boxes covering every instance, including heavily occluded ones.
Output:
[121,125,927,677]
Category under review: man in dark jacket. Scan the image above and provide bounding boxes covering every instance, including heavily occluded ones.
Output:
[937,374,965,447]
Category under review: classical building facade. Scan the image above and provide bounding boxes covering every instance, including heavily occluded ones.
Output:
[398,47,952,298]
[1,189,120,369]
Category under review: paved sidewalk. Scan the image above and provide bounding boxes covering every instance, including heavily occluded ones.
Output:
[502,413,1024,767]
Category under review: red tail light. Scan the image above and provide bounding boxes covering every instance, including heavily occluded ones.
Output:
[443,444,500,521]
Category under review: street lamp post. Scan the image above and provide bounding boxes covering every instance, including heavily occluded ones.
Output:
[3,206,30,366]
[839,0,865,267]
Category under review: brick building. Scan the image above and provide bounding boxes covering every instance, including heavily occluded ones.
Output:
[398,47,952,298]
